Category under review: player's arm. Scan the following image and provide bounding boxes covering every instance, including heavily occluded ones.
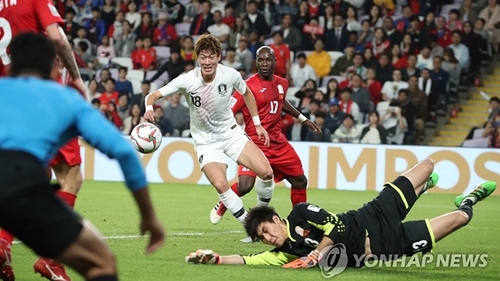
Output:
[230,92,245,114]
[282,99,321,133]
[186,250,298,265]
[73,98,165,254]
[241,86,269,146]
[45,24,86,95]
[144,76,184,122]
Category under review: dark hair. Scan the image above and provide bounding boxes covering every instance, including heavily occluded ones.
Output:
[451,30,462,37]
[389,100,401,107]
[194,34,222,56]
[449,9,460,18]
[142,80,151,85]
[398,89,408,96]
[341,87,353,95]
[310,99,322,106]
[244,205,280,241]
[105,78,116,84]
[490,97,500,103]
[443,48,459,63]
[213,10,222,16]
[248,0,258,6]
[477,18,486,25]
[78,41,89,52]
[91,7,100,12]
[10,33,56,79]
[369,110,379,119]
[91,98,101,105]
[272,30,284,38]
[343,114,354,121]
[224,2,233,9]
[353,53,364,60]
[119,66,128,73]
[296,52,307,59]
[225,46,237,53]
[315,111,326,119]
[185,60,195,67]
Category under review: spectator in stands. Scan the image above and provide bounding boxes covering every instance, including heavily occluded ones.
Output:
[190,1,215,35]
[325,78,340,100]
[135,12,154,39]
[97,68,111,93]
[154,12,178,46]
[401,54,421,81]
[236,37,253,73]
[221,47,242,69]
[109,11,124,39]
[321,3,335,32]
[366,67,382,105]
[419,68,432,97]
[150,0,164,22]
[86,79,101,102]
[86,7,106,44]
[97,34,116,59]
[407,75,428,144]
[430,16,453,48]
[74,27,92,55]
[416,45,434,70]
[350,74,371,116]
[103,101,123,129]
[442,48,462,88]
[116,93,130,122]
[401,33,419,57]
[430,56,450,115]
[180,36,196,61]
[314,90,328,110]
[131,37,144,69]
[286,117,308,141]
[91,98,101,109]
[295,79,317,112]
[136,36,157,72]
[482,115,500,148]
[395,5,413,32]
[99,78,119,105]
[326,15,349,52]
[75,41,99,70]
[306,111,330,142]
[462,21,483,77]
[119,0,130,13]
[131,81,151,112]
[296,1,311,36]
[422,11,436,34]
[308,0,324,18]
[380,100,408,145]
[301,18,323,51]
[222,3,236,29]
[373,0,394,14]
[290,52,316,87]
[375,53,394,85]
[325,97,345,133]
[237,65,248,79]
[368,5,383,28]
[164,93,190,136]
[459,0,478,24]
[390,44,408,69]
[249,30,264,60]
[269,31,291,78]
[276,0,299,24]
[479,0,500,52]
[125,1,141,29]
[281,14,302,53]
[429,34,444,57]
[346,53,367,80]
[360,111,387,144]
[228,16,248,48]
[115,67,134,96]
[306,100,322,122]
[381,69,409,101]
[100,0,116,31]
[183,60,195,73]
[338,87,362,124]
[357,20,374,48]
[64,8,81,39]
[408,16,426,48]
[397,89,416,141]
[115,20,137,57]
[447,9,463,32]
[165,0,186,25]
[487,96,500,123]
[208,10,231,49]
[332,114,361,143]
[153,105,174,136]
[121,103,144,135]
[345,6,361,32]
[184,0,202,23]
[448,31,470,69]
[383,17,402,45]
[366,28,390,59]
[151,48,184,83]
[259,0,277,27]
[307,39,331,79]
[332,46,354,76]
[363,48,378,69]
[474,18,490,45]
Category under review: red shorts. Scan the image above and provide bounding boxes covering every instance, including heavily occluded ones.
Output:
[238,144,304,182]
[49,137,82,167]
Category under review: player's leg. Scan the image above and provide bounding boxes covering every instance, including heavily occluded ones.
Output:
[287,175,308,207]
[398,158,438,197]
[276,145,308,207]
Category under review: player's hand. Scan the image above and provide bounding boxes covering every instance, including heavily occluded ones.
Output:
[139,215,165,254]
[255,125,270,146]
[185,249,220,264]
[304,119,322,134]
[282,250,322,269]
[68,76,87,97]
[144,110,155,123]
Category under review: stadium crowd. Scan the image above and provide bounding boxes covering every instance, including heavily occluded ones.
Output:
[61,0,500,146]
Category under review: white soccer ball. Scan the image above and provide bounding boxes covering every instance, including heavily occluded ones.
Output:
[130,123,163,154]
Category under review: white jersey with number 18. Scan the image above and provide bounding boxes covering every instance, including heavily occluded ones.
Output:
[158,64,247,145]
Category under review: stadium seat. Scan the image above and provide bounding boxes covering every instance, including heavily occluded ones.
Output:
[264,38,274,45]
[79,68,94,81]
[145,70,169,87]
[318,87,326,94]
[111,57,133,70]
[376,101,390,115]
[327,51,344,67]
[181,129,191,137]
[95,68,118,82]
[154,46,171,60]
[286,96,300,108]
[130,78,142,94]
[321,75,345,88]
[270,25,281,34]
[175,23,191,37]
[178,0,190,6]
[286,86,300,98]
[126,69,145,81]
[211,1,225,14]
[96,57,110,68]
[355,123,367,132]
[150,82,158,92]
[192,35,201,43]
[290,50,294,61]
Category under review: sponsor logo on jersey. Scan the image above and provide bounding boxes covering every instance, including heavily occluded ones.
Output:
[218,83,227,96]
[260,88,266,92]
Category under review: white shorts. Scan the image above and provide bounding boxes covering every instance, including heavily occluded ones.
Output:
[195,124,250,169]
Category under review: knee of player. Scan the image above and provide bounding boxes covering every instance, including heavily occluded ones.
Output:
[422,158,434,171]
[212,180,230,192]
[455,210,471,226]
[96,249,117,274]
[259,168,274,181]
[238,180,254,196]
[292,176,308,189]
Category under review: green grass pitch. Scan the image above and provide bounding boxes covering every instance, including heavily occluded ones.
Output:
[9,181,500,281]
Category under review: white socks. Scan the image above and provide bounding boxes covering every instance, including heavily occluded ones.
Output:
[219,189,247,223]
[255,176,274,206]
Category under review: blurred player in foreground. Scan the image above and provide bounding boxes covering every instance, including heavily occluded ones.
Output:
[0,1,88,279]
[186,159,496,267]
[0,33,164,281]
[209,47,321,239]
[144,34,274,225]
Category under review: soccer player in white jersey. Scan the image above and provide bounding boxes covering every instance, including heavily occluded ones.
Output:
[144,34,274,224]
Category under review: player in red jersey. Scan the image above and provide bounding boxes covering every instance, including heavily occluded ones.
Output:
[0,1,86,280]
[209,46,321,233]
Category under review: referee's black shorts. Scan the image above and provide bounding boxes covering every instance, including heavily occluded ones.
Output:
[0,150,83,258]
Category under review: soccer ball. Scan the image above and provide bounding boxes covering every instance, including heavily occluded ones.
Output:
[130,123,163,154]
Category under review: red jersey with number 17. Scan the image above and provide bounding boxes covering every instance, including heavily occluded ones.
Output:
[231,74,289,155]
[0,0,64,76]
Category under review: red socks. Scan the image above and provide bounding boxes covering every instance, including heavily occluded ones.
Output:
[230,182,240,197]
[0,230,14,244]
[291,187,307,207]
[56,190,77,209]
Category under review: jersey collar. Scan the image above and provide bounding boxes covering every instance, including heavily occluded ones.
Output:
[283,219,296,242]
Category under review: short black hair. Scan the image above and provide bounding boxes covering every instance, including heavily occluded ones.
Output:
[78,41,89,52]
[91,98,101,105]
[343,114,354,121]
[105,78,116,84]
[185,60,195,67]
[490,96,500,103]
[119,66,128,73]
[315,111,326,119]
[10,33,56,79]
[142,80,151,85]
[341,87,353,95]
[272,30,283,38]
[398,89,408,96]
[91,7,100,12]
[244,205,280,241]
[452,30,462,37]
[310,99,322,106]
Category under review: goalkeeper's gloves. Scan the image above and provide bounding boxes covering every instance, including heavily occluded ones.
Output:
[282,250,322,269]
[185,249,221,265]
